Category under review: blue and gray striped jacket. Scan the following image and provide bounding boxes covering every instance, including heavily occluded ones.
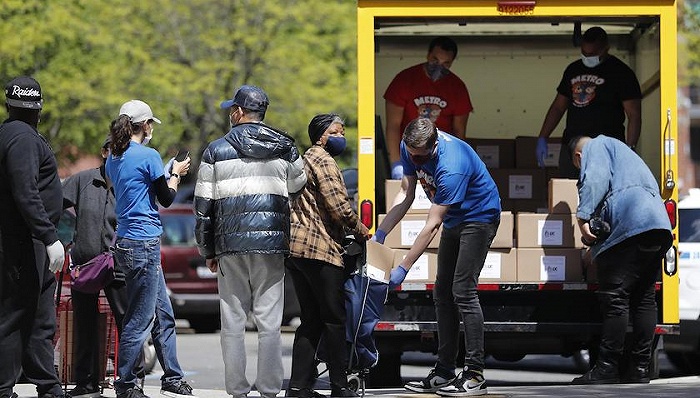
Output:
[194,122,307,259]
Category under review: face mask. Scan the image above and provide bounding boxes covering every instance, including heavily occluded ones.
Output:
[325,136,347,157]
[425,62,450,81]
[581,54,601,68]
[142,129,152,146]
[409,143,437,166]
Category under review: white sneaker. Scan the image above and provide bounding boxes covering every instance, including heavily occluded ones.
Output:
[436,369,487,397]
[404,368,456,393]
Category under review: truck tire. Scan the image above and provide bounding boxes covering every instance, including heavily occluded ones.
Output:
[367,351,402,387]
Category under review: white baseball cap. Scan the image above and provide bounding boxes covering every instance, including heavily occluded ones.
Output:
[119,99,162,124]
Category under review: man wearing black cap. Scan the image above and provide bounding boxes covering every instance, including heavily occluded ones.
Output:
[194,85,307,398]
[0,76,66,398]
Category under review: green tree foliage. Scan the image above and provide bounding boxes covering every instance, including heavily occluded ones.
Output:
[680,0,700,86]
[0,0,357,168]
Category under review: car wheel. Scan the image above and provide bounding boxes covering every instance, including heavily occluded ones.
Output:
[142,337,156,374]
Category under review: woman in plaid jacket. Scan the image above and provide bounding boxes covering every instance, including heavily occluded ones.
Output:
[286,114,370,398]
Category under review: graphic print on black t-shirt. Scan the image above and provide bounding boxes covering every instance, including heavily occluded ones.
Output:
[571,74,605,108]
[416,169,437,201]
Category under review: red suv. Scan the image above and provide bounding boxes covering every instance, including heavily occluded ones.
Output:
[159,205,220,332]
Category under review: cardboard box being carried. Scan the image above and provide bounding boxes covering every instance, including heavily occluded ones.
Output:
[393,249,438,283]
[549,178,579,214]
[516,248,584,282]
[479,248,517,283]
[365,240,395,283]
[516,213,583,248]
[378,214,442,249]
[385,179,432,213]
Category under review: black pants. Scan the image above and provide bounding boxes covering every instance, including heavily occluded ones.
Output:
[71,276,143,388]
[286,257,348,391]
[0,237,62,398]
[594,229,672,366]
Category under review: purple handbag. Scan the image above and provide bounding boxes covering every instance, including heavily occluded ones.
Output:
[70,250,115,294]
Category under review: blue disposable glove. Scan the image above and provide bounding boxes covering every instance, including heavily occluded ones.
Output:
[389,264,409,288]
[163,157,175,179]
[391,161,404,180]
[372,229,387,244]
[536,137,548,167]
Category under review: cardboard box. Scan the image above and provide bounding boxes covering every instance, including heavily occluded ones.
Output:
[490,169,547,201]
[516,213,583,248]
[393,249,438,283]
[501,199,549,214]
[516,248,584,282]
[378,214,441,249]
[549,178,579,214]
[465,138,516,169]
[492,212,514,248]
[385,179,432,213]
[365,240,395,283]
[479,248,517,282]
[515,136,562,168]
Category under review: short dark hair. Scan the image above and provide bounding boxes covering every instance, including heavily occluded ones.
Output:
[582,27,608,47]
[428,36,458,57]
[568,135,586,156]
[403,118,438,149]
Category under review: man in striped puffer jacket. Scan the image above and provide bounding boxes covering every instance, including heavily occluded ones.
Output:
[194,85,306,398]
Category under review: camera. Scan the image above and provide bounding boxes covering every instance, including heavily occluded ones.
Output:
[589,217,611,240]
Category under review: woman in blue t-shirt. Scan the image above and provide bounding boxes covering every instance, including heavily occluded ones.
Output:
[105,100,195,398]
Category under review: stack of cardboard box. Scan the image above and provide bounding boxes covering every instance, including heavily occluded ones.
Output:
[366,137,595,285]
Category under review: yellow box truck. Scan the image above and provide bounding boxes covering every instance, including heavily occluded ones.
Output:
[355,0,680,386]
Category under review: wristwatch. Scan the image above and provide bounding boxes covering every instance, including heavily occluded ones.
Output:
[172,173,181,181]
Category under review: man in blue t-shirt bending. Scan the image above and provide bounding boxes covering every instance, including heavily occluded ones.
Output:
[374,117,501,397]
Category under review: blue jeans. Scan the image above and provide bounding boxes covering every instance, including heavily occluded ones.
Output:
[434,220,499,373]
[113,237,184,393]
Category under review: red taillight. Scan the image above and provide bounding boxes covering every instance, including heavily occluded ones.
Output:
[360,199,373,229]
[665,199,676,229]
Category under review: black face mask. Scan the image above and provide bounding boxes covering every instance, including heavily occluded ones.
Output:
[410,154,432,166]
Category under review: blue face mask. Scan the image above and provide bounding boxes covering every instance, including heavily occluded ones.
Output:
[325,136,346,157]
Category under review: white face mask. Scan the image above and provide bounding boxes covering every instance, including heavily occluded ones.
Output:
[581,54,601,68]
[142,128,153,146]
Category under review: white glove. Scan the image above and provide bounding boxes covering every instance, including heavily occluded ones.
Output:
[46,240,65,273]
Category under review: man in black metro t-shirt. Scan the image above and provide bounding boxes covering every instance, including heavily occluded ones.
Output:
[536,26,642,178]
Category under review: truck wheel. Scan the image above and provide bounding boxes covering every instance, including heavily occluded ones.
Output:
[367,351,402,387]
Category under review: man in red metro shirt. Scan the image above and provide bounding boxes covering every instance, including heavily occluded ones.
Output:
[384,36,474,180]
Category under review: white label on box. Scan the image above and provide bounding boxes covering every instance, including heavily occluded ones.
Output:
[404,254,429,280]
[476,145,499,168]
[544,143,561,167]
[481,252,502,279]
[509,175,533,199]
[540,255,566,281]
[359,138,374,155]
[537,220,564,246]
[412,185,432,210]
[401,220,426,246]
[366,263,388,283]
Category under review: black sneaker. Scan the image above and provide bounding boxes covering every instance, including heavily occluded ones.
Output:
[116,388,150,398]
[160,381,196,398]
[436,369,487,397]
[404,367,456,393]
[285,388,326,398]
[2,393,18,398]
[68,385,101,398]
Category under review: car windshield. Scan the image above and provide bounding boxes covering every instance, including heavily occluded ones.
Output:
[679,208,700,243]
[161,213,196,246]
